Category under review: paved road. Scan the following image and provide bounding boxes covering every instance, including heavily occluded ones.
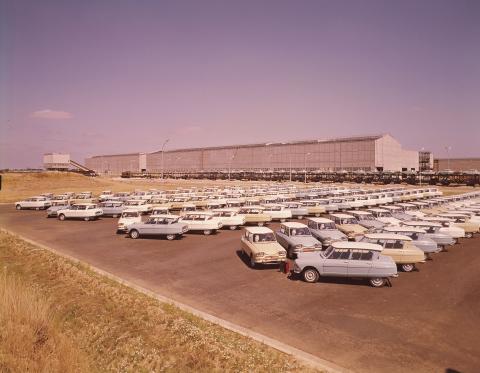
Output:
[1,205,479,372]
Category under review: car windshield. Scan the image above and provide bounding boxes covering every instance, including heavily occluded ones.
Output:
[121,212,138,218]
[340,218,357,224]
[290,227,311,236]
[361,215,374,220]
[252,233,276,242]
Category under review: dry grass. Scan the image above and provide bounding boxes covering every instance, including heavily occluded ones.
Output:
[0,231,316,372]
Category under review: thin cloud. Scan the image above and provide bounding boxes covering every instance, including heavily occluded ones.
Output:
[30,109,73,120]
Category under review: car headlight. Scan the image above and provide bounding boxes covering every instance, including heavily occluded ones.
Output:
[278,251,286,256]
[254,252,265,257]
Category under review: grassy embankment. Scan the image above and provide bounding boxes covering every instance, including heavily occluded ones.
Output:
[0,231,315,372]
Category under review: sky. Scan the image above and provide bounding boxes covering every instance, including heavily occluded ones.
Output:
[1,0,479,168]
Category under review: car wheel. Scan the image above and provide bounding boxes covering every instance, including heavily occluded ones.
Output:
[15,204,22,210]
[257,222,264,227]
[129,230,139,239]
[369,277,386,287]
[229,225,237,230]
[315,213,320,217]
[35,207,40,210]
[401,263,415,272]
[58,214,66,221]
[203,229,212,235]
[302,268,319,283]
[166,234,175,241]
[249,255,256,268]
[84,217,90,221]
[465,232,473,238]
[112,214,118,218]
[297,215,303,220]
[280,218,286,223]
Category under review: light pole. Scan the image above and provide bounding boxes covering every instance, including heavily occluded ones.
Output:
[445,146,452,171]
[161,139,170,180]
[304,152,311,184]
[228,154,235,181]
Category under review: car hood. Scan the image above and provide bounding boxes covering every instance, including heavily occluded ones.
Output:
[287,236,321,247]
[312,230,347,241]
[254,242,286,255]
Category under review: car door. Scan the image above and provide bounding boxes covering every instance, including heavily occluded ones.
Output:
[323,249,350,276]
[348,249,372,277]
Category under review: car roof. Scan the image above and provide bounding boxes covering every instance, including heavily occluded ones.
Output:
[384,226,426,233]
[281,222,307,228]
[244,227,273,234]
[183,211,214,216]
[367,208,389,212]
[213,208,239,212]
[364,233,412,241]
[330,213,355,219]
[307,217,334,223]
[122,208,140,213]
[403,221,442,227]
[149,214,179,219]
[331,241,383,251]
[347,210,372,215]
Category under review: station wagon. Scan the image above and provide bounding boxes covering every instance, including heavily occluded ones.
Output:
[241,227,286,268]
[275,222,322,258]
[127,215,189,240]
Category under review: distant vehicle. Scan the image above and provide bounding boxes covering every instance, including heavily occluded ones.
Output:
[179,212,223,235]
[306,217,348,247]
[123,199,152,214]
[383,226,441,258]
[283,202,308,220]
[150,206,170,216]
[367,208,402,226]
[262,204,292,222]
[289,241,397,287]
[99,201,124,217]
[237,206,272,227]
[211,208,246,230]
[347,210,385,231]
[329,213,368,240]
[240,227,286,268]
[418,217,465,239]
[361,233,426,272]
[402,221,456,248]
[127,215,189,240]
[299,200,327,216]
[15,196,51,210]
[57,203,103,221]
[117,209,142,233]
[275,222,322,258]
[46,200,70,217]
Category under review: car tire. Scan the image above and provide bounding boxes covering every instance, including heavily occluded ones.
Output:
[297,215,303,220]
[257,222,264,227]
[112,214,118,218]
[465,232,473,238]
[35,207,40,210]
[369,277,386,287]
[229,225,237,230]
[302,268,320,283]
[58,214,66,221]
[280,218,286,223]
[15,204,22,210]
[166,234,175,241]
[315,213,320,217]
[401,263,415,272]
[129,230,140,239]
[249,255,256,268]
[203,229,212,235]
[84,217,90,221]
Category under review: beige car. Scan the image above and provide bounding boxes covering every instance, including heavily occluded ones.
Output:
[437,213,479,238]
[238,206,272,226]
[241,227,286,268]
[329,213,368,240]
[299,200,327,217]
[361,233,426,272]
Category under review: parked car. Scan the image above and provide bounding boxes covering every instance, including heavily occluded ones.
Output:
[117,209,142,233]
[127,215,189,240]
[275,222,322,258]
[306,217,348,247]
[383,226,441,258]
[99,201,125,217]
[123,199,152,214]
[347,210,385,231]
[437,213,479,237]
[57,203,103,221]
[240,227,287,268]
[283,202,309,220]
[289,241,397,287]
[419,217,466,239]
[15,196,51,210]
[150,206,170,216]
[237,206,272,226]
[367,208,402,226]
[299,200,327,217]
[46,201,70,217]
[361,233,426,272]
[402,221,456,248]
[329,213,368,240]
[179,212,223,235]
[262,204,292,222]
[211,208,246,230]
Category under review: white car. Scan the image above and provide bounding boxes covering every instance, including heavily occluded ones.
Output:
[212,208,246,230]
[57,203,103,221]
[117,209,142,233]
[419,217,466,239]
[123,199,152,214]
[261,204,292,222]
[15,196,52,210]
[368,208,402,226]
[179,212,223,235]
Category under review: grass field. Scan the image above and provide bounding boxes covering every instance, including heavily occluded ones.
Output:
[0,171,475,204]
[0,230,315,372]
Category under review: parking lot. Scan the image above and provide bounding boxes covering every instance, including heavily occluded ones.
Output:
[1,204,479,373]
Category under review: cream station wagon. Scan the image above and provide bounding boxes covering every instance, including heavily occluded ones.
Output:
[57,203,103,221]
[329,213,368,240]
[361,233,426,272]
[241,227,287,268]
[237,206,272,226]
[179,212,223,235]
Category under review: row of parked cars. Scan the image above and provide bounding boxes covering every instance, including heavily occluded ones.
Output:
[14,185,480,287]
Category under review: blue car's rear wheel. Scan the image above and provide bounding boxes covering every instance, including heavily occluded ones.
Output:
[302,268,319,283]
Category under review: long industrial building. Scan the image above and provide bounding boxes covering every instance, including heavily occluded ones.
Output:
[85,134,419,175]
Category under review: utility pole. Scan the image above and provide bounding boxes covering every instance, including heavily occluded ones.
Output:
[304,152,311,184]
[161,139,170,180]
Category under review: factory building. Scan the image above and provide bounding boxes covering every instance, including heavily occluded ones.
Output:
[85,134,419,175]
[434,158,480,172]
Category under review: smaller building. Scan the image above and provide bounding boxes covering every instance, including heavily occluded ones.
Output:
[434,158,480,172]
[43,153,70,171]
[85,153,147,175]
[419,151,433,171]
